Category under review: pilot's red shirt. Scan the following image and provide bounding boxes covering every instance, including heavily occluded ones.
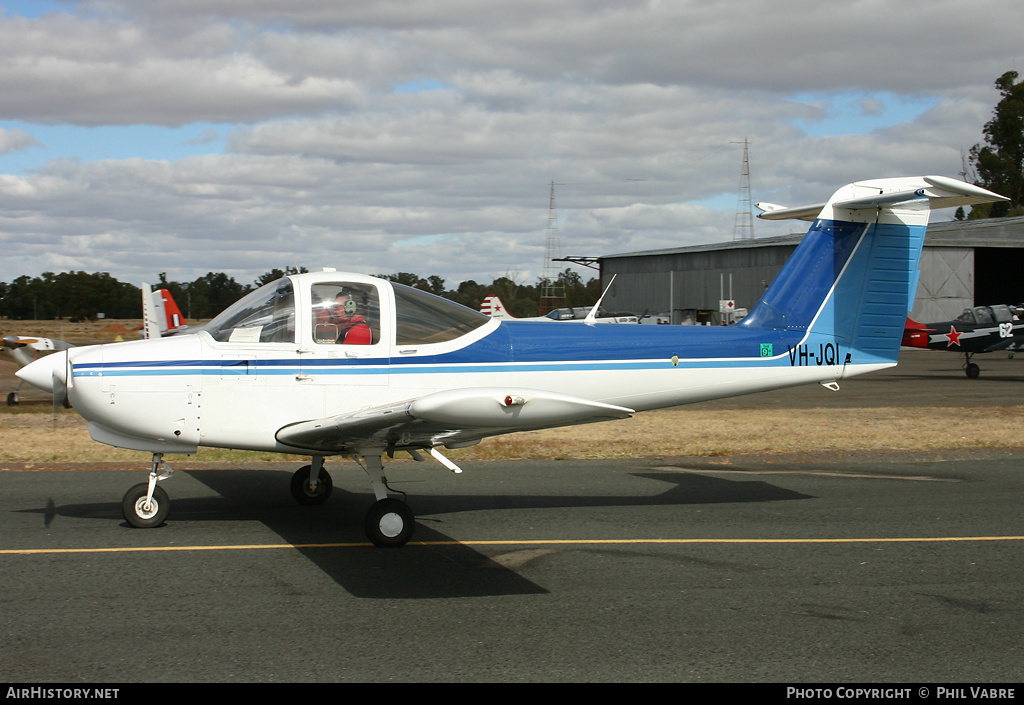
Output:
[315,310,372,344]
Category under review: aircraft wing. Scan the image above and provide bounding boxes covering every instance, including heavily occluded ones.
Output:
[275,387,634,453]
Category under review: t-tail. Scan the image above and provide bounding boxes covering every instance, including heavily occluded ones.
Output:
[748,176,1007,374]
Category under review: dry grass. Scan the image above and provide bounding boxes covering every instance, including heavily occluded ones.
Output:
[2,405,1021,466]
[0,319,145,346]
[447,406,1024,460]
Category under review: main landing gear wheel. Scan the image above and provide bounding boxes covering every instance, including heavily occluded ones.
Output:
[965,362,980,379]
[290,464,333,505]
[6,392,18,406]
[364,498,414,547]
[122,483,170,528]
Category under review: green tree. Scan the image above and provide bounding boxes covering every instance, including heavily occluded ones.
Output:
[187,272,249,319]
[0,272,139,321]
[2,275,45,319]
[426,275,446,296]
[255,266,308,287]
[966,70,1024,218]
[376,272,433,291]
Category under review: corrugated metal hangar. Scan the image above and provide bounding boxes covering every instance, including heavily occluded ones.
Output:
[598,216,1024,324]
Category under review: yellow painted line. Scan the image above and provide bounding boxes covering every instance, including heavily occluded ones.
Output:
[3,535,1024,555]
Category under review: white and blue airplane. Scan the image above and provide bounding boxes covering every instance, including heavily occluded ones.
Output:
[16,175,1007,546]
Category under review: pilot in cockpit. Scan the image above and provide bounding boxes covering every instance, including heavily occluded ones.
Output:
[316,288,372,344]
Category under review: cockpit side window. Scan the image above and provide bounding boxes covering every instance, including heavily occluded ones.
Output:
[205,279,295,343]
[956,308,977,324]
[310,283,380,345]
[393,283,488,345]
[990,305,1012,322]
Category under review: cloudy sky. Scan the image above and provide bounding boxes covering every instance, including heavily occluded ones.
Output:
[0,0,1021,290]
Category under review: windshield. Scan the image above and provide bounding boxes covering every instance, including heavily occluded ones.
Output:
[205,278,295,343]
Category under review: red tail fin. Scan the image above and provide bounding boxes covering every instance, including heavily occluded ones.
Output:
[901,317,933,348]
[157,289,187,331]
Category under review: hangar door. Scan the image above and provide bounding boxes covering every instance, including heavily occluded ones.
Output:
[974,247,1024,306]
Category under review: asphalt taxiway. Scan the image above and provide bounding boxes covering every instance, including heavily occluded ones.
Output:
[1,349,1022,682]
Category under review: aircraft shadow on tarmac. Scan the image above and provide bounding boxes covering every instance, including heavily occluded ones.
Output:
[24,467,811,600]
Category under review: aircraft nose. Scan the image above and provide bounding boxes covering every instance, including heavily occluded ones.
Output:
[15,351,66,394]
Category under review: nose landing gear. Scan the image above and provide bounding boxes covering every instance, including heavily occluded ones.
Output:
[122,453,174,528]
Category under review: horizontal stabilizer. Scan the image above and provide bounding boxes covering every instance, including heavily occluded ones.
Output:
[755,201,826,222]
[757,176,1008,222]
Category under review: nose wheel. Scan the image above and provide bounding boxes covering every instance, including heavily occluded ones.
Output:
[122,483,170,528]
[122,453,174,528]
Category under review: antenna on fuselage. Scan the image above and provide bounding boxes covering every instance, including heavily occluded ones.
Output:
[584,274,617,325]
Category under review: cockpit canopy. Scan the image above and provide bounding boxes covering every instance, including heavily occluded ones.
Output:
[955,305,1014,325]
[206,278,296,343]
[204,275,489,347]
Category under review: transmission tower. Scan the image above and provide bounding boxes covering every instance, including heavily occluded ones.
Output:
[732,138,754,240]
[540,181,566,313]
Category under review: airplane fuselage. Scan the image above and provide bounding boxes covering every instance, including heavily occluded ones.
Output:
[62,312,864,457]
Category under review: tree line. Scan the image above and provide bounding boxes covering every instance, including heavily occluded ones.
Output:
[961,70,1024,219]
[0,267,598,322]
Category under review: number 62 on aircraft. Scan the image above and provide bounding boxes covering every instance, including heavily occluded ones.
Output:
[17,175,1007,547]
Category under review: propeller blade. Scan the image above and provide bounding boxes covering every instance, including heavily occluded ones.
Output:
[51,351,71,412]
[52,371,65,414]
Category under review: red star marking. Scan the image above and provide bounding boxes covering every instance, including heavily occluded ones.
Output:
[945,326,962,347]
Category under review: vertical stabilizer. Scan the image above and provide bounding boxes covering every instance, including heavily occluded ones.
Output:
[480,295,515,319]
[749,176,1008,366]
[142,285,189,339]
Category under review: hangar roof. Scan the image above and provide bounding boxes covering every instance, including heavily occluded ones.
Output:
[601,215,1024,261]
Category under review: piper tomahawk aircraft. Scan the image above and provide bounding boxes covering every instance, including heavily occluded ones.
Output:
[17,175,1007,547]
